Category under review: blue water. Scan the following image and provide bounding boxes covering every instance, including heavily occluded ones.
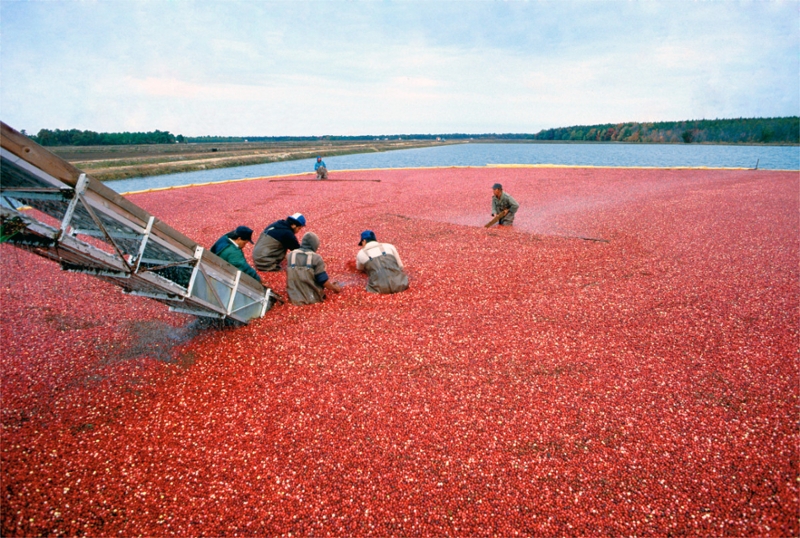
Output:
[110,142,799,193]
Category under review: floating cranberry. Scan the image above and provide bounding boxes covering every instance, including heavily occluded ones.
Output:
[1,167,797,536]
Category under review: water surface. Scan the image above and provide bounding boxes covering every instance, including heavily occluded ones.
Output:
[110,142,799,193]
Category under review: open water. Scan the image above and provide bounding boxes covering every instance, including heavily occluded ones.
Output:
[110,142,799,193]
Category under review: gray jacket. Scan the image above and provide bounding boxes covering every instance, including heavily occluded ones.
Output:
[491,192,519,225]
[286,234,328,305]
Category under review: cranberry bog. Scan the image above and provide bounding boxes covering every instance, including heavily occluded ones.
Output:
[1,166,797,536]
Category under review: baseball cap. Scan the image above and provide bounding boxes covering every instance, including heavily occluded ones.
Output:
[359,230,376,245]
[287,213,306,227]
[234,226,254,243]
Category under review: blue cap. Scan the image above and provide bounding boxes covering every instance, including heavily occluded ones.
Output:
[234,226,254,243]
[287,213,306,227]
[359,230,376,245]
[492,183,503,190]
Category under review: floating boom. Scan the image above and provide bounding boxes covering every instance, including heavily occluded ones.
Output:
[0,122,277,324]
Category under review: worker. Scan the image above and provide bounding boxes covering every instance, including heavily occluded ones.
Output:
[286,232,341,305]
[253,213,306,272]
[315,156,328,180]
[356,230,409,294]
[491,183,519,226]
[209,226,261,283]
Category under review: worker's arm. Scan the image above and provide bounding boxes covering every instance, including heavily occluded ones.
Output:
[387,244,404,269]
[219,244,262,282]
[324,280,341,293]
[355,249,367,272]
[315,271,341,293]
[314,258,341,293]
[241,261,262,283]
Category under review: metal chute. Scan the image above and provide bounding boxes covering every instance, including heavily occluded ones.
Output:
[0,122,277,325]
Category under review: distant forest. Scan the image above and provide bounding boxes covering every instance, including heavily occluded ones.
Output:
[26,116,799,146]
[27,129,184,146]
[526,117,799,144]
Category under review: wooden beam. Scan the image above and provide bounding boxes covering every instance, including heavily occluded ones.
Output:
[1,122,84,186]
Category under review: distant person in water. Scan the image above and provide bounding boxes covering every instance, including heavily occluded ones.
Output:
[491,183,519,226]
[253,213,306,272]
[315,156,328,180]
[209,226,261,282]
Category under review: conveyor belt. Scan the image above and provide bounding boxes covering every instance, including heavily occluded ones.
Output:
[0,122,277,325]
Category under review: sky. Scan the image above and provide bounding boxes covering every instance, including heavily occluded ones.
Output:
[1,0,798,137]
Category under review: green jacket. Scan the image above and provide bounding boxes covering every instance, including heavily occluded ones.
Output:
[215,238,261,282]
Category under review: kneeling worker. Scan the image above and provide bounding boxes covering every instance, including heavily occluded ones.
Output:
[210,226,261,283]
[315,156,328,180]
[356,230,409,294]
[253,213,306,272]
[491,183,519,226]
[286,232,341,305]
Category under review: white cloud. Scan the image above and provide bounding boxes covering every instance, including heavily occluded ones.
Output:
[1,0,797,135]
[124,76,272,101]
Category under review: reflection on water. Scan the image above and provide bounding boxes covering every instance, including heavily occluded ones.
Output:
[110,142,799,194]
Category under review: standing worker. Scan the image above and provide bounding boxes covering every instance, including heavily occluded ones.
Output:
[253,213,306,272]
[209,226,261,283]
[315,156,328,180]
[355,230,409,294]
[491,183,519,226]
[286,232,341,305]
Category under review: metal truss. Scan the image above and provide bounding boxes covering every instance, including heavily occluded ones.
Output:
[0,122,277,324]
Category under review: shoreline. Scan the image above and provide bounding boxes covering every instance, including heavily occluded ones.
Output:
[52,139,463,181]
[51,139,798,182]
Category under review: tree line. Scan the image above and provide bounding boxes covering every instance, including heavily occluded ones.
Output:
[527,117,798,144]
[27,128,184,146]
[25,116,798,146]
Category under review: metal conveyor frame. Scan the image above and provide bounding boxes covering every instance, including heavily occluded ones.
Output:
[0,121,277,325]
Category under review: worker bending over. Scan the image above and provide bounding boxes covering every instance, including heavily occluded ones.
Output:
[491,183,519,226]
[356,230,409,294]
[209,226,261,283]
[286,232,341,305]
[253,213,306,272]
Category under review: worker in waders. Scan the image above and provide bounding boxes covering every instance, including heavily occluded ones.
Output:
[491,183,519,226]
[355,230,409,294]
[253,213,305,272]
[315,156,328,180]
[209,226,261,283]
[286,232,341,305]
